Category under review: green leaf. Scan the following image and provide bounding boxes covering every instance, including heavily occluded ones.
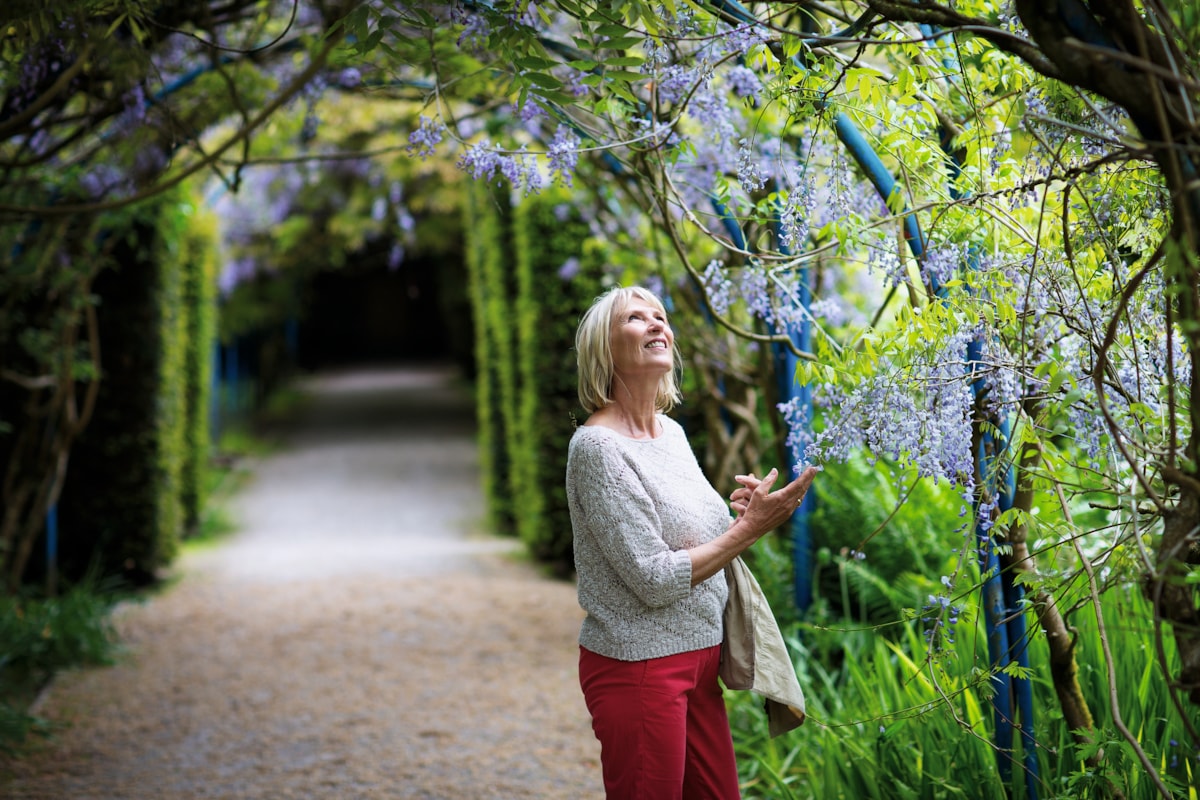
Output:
[605,70,646,83]
[514,55,559,70]
[603,56,645,68]
[598,36,643,50]
[594,23,631,37]
[523,72,563,89]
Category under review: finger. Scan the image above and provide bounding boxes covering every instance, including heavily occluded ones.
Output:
[755,468,779,495]
[733,473,759,488]
[781,465,820,502]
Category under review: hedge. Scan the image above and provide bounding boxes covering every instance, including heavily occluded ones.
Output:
[56,189,217,584]
[464,180,518,537]
[510,191,605,571]
[463,181,608,570]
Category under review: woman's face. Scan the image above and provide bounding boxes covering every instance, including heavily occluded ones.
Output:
[610,297,674,384]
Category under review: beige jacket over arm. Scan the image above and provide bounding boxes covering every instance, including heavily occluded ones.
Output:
[719,556,807,737]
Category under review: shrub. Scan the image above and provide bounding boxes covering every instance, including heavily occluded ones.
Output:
[0,585,119,755]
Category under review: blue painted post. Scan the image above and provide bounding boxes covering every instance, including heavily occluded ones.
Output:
[210,338,222,444]
[769,218,816,613]
[926,14,1039,787]
[45,503,58,596]
[709,200,816,611]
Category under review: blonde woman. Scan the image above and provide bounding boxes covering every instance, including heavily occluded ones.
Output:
[567,286,817,798]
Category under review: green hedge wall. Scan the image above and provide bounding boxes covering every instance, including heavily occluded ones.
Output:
[464,180,518,537]
[510,192,605,571]
[57,189,217,584]
[179,205,219,534]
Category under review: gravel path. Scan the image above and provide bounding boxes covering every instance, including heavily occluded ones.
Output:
[1,365,604,800]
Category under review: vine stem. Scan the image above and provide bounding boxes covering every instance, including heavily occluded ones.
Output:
[1053,479,1172,800]
[0,36,338,217]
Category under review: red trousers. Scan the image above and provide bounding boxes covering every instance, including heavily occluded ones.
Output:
[579,644,741,799]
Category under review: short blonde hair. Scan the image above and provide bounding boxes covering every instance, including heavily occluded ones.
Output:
[575,286,683,413]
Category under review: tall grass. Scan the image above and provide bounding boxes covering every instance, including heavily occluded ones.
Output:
[728,575,1200,799]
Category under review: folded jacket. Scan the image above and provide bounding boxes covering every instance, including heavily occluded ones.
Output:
[719,555,806,737]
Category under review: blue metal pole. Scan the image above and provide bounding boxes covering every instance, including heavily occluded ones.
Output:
[770,216,816,612]
[709,197,816,611]
[45,503,58,596]
[928,15,1038,789]
[969,335,1017,790]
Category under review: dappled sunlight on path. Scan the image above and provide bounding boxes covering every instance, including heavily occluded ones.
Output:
[1,364,603,800]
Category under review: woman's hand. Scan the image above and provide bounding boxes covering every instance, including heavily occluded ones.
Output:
[689,465,820,586]
[730,466,819,533]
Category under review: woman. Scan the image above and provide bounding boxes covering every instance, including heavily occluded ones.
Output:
[566,286,818,799]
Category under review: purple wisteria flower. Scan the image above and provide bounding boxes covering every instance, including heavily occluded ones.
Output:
[457,13,490,53]
[702,260,734,315]
[736,138,767,191]
[547,125,581,187]
[778,177,815,252]
[867,245,907,287]
[557,257,580,280]
[724,65,762,100]
[796,327,978,485]
[457,139,499,180]
[921,243,964,288]
[407,116,446,159]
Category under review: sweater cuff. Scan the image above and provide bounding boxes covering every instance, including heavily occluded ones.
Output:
[673,549,694,593]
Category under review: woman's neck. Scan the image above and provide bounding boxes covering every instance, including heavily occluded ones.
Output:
[590,394,660,440]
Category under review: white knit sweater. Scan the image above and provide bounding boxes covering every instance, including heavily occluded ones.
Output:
[566,414,731,661]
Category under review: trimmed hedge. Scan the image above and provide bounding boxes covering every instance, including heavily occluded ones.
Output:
[510,191,605,571]
[56,189,217,584]
[464,180,518,537]
[464,182,606,571]
[179,204,219,533]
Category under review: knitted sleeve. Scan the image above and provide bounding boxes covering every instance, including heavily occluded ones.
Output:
[568,434,694,609]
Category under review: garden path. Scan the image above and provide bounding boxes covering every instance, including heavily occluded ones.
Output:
[1,365,604,799]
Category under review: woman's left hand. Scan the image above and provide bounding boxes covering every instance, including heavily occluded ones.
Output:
[729,473,760,518]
